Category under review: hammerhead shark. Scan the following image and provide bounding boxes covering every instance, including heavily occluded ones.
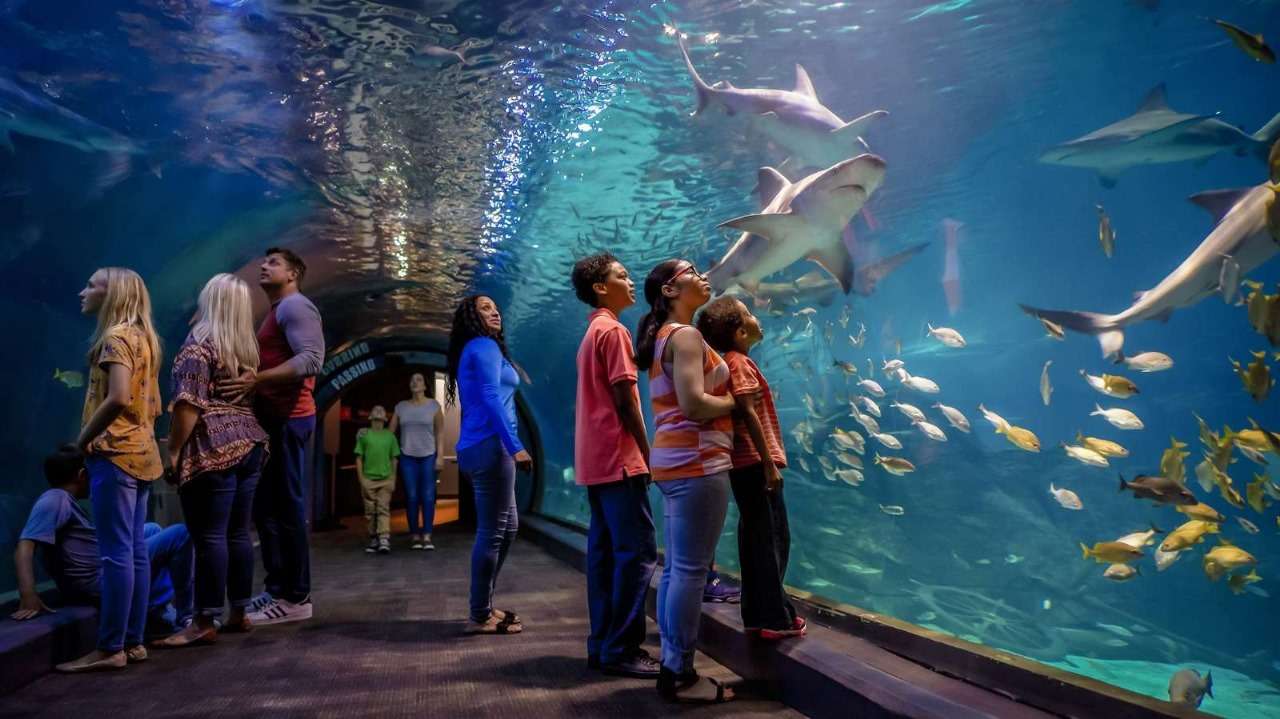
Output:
[707,154,925,297]
[1021,182,1280,358]
[1039,83,1280,187]
[677,36,887,175]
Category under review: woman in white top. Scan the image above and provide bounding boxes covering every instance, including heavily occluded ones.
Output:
[390,373,444,550]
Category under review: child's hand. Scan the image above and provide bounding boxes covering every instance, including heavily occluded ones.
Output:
[765,462,783,492]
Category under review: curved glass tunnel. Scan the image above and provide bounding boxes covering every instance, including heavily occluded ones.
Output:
[2,0,1279,715]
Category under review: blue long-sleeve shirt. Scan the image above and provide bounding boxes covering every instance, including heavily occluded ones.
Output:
[455,337,524,455]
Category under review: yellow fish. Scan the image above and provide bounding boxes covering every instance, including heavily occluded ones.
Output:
[1228,569,1263,596]
[1202,541,1257,582]
[52,368,85,389]
[1103,373,1139,397]
[1230,351,1273,403]
[1075,432,1128,458]
[1246,474,1273,513]
[1080,541,1142,564]
[1213,18,1276,63]
[1160,520,1221,552]
[1000,424,1041,452]
[1208,464,1246,509]
[1175,502,1225,524]
[1159,437,1189,487]
[874,454,916,476]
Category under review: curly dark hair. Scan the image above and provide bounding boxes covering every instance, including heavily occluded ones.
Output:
[696,296,746,354]
[570,252,619,307]
[445,295,512,408]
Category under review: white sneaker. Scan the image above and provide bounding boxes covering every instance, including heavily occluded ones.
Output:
[377,537,391,554]
[248,597,313,626]
[422,536,435,551]
[247,592,274,613]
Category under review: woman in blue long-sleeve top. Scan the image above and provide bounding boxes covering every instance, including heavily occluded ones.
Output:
[446,295,533,635]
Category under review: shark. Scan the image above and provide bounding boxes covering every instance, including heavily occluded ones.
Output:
[740,270,843,308]
[708,154,928,297]
[0,77,150,191]
[1039,84,1280,187]
[1021,182,1280,359]
[677,36,887,175]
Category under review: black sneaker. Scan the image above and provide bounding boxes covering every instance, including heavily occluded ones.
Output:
[702,575,741,603]
[601,652,661,678]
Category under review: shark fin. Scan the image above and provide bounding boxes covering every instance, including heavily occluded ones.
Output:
[830,110,888,148]
[807,238,856,294]
[0,130,12,153]
[1189,188,1251,224]
[677,35,714,116]
[854,242,929,297]
[1251,111,1280,148]
[756,167,790,208]
[1018,304,1125,358]
[1153,307,1174,323]
[717,211,804,242]
[1137,83,1169,113]
[794,64,818,100]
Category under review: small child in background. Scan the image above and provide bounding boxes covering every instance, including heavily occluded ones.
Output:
[355,405,400,555]
[696,296,804,640]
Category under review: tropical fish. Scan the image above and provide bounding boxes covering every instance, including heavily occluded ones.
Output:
[1080,541,1143,564]
[1230,351,1273,402]
[871,432,902,450]
[1040,360,1053,406]
[833,360,859,376]
[1119,473,1197,506]
[1091,404,1143,430]
[1238,444,1269,466]
[901,372,941,394]
[926,323,966,348]
[1168,669,1213,709]
[1049,483,1083,510]
[914,420,947,442]
[1064,443,1109,468]
[839,303,851,328]
[52,368,84,388]
[854,411,880,435]
[881,358,905,373]
[1213,18,1275,63]
[874,454,915,476]
[1176,502,1225,524]
[749,270,843,308]
[1103,563,1139,581]
[1159,437,1190,487]
[890,401,925,423]
[1020,182,1280,358]
[835,452,863,469]
[1038,83,1280,187]
[1203,540,1257,581]
[1155,546,1183,572]
[1080,370,1139,398]
[1040,316,1065,340]
[1076,432,1129,458]
[1236,516,1260,534]
[933,403,970,433]
[879,504,905,516]
[1119,351,1173,372]
[850,323,867,348]
[1115,525,1164,549]
[1246,474,1273,513]
[835,469,864,486]
[978,403,1010,433]
[1227,569,1262,595]
[819,456,836,474]
[413,42,474,66]
[855,395,881,417]
[857,379,886,397]
[1097,204,1116,258]
[831,428,865,454]
[1160,520,1221,552]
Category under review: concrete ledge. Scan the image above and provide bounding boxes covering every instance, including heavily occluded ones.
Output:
[0,595,97,695]
[521,514,1212,719]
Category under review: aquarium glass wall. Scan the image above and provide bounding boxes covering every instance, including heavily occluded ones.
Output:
[2,1,1279,715]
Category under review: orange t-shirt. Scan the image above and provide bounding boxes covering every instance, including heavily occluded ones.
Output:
[648,324,733,481]
[574,308,649,486]
[81,324,164,481]
[724,350,787,469]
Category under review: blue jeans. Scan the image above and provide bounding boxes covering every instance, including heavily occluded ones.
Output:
[401,454,437,535]
[586,474,657,664]
[656,472,730,674]
[458,436,517,622]
[88,457,153,653]
[181,445,264,618]
[254,415,313,603]
[143,522,195,631]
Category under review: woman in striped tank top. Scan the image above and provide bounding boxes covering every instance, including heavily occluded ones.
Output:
[634,259,736,704]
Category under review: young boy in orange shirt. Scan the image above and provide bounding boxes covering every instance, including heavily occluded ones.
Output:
[696,296,804,640]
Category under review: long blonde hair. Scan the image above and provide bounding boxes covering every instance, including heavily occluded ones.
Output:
[190,273,259,376]
[87,267,163,371]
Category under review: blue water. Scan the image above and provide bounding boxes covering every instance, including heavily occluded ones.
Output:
[2,1,1279,714]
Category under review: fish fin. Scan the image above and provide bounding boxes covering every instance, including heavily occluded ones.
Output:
[677,35,713,116]
[1153,307,1174,323]
[854,242,928,296]
[1079,542,1091,559]
[806,238,856,293]
[717,211,805,242]
[1136,82,1170,113]
[1119,474,1127,493]
[1188,188,1252,224]
[1205,672,1213,698]
[1018,304,1124,358]
[755,167,790,207]
[1099,172,1118,189]
[793,64,818,100]
[1251,111,1280,147]
[830,110,889,148]
[0,130,13,153]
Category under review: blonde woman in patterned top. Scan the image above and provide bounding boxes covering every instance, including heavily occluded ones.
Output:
[59,268,164,673]
[634,259,735,704]
[158,274,268,647]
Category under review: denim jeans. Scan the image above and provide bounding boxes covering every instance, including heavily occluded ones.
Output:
[182,445,264,618]
[458,436,517,622]
[143,522,195,630]
[655,472,730,674]
[401,454,437,535]
[254,415,313,603]
[728,463,796,631]
[586,474,657,664]
[88,457,153,653]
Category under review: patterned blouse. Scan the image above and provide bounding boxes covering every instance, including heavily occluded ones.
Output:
[648,323,734,481]
[82,324,163,481]
[169,337,268,486]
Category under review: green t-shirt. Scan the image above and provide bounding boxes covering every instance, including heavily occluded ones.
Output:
[355,428,400,480]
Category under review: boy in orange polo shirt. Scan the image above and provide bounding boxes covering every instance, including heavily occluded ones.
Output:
[571,253,660,677]
[697,296,804,640]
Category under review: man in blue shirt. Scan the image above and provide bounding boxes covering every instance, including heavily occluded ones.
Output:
[10,445,195,639]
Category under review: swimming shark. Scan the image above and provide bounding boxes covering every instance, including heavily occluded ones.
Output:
[0,77,149,191]
[708,154,890,294]
[677,36,887,175]
[1020,182,1280,358]
[1039,84,1280,187]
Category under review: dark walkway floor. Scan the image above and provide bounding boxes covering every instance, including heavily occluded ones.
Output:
[1,521,803,718]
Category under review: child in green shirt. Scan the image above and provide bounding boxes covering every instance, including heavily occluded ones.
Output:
[355,405,400,554]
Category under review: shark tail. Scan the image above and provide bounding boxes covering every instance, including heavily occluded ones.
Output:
[1250,111,1280,157]
[676,35,713,116]
[1018,303,1125,358]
